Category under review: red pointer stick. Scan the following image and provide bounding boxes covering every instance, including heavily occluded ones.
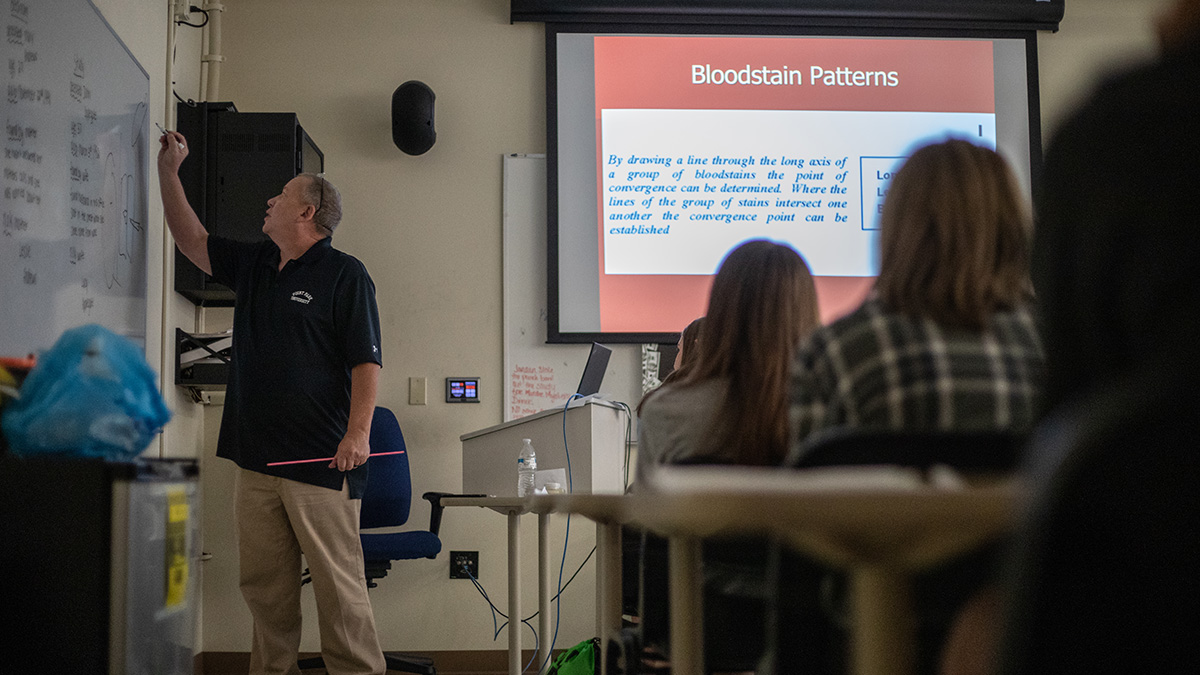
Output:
[266,450,405,467]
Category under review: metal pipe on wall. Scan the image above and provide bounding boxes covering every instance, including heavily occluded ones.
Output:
[202,2,225,100]
[159,0,181,456]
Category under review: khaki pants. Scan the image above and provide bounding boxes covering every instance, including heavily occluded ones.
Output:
[235,468,386,675]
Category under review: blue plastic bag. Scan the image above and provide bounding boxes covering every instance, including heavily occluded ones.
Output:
[1,324,171,460]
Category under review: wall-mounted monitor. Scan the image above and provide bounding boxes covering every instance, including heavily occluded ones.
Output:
[545,20,1050,343]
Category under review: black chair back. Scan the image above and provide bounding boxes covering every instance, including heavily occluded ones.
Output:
[791,427,1024,474]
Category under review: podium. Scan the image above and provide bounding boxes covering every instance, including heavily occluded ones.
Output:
[460,398,627,496]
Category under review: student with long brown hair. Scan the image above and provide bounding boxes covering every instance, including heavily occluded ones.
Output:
[637,239,819,478]
[788,139,1044,449]
[632,240,819,672]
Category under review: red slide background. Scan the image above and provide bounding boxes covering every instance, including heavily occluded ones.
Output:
[590,36,995,333]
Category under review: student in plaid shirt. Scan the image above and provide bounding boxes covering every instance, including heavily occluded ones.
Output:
[788,139,1045,459]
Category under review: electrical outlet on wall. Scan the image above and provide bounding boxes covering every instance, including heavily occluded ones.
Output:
[449,551,479,579]
[173,1,193,22]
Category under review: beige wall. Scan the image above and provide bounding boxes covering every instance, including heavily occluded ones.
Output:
[89,0,1178,658]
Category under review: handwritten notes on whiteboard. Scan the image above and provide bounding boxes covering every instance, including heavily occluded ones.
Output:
[508,363,578,420]
[1,0,150,355]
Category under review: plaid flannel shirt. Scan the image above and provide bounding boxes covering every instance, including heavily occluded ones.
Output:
[789,296,1045,456]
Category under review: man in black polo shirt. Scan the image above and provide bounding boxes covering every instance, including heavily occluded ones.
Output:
[158,130,385,675]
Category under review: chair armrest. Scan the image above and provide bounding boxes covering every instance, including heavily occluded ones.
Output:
[421,491,486,537]
[421,492,452,536]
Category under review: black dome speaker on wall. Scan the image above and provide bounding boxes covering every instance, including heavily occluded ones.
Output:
[391,81,436,155]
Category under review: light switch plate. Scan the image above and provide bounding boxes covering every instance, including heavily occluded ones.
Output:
[409,377,427,405]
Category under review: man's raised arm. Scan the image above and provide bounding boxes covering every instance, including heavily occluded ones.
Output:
[157,130,211,275]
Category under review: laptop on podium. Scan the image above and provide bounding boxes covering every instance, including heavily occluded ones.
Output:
[575,342,612,398]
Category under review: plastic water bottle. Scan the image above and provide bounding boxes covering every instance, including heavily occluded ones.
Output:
[517,438,537,497]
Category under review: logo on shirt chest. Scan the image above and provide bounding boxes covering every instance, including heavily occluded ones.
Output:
[290,290,314,305]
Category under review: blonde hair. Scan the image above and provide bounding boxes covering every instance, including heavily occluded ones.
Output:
[876,139,1032,330]
[683,240,820,465]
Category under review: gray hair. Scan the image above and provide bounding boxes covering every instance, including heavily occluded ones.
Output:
[299,172,343,235]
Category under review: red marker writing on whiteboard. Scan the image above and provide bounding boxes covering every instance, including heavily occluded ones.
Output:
[266,450,405,467]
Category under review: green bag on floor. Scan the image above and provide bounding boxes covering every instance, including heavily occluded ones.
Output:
[548,637,600,675]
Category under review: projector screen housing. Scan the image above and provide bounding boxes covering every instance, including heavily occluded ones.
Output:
[543,18,1052,344]
[512,0,1065,31]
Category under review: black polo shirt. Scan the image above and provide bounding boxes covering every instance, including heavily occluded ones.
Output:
[207,235,382,497]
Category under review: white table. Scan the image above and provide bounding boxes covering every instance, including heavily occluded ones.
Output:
[535,466,1019,675]
[441,495,625,675]
[439,497,547,675]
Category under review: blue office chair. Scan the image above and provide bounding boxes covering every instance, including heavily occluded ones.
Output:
[299,406,452,675]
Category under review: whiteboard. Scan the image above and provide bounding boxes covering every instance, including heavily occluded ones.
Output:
[502,154,644,421]
[1,0,150,355]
